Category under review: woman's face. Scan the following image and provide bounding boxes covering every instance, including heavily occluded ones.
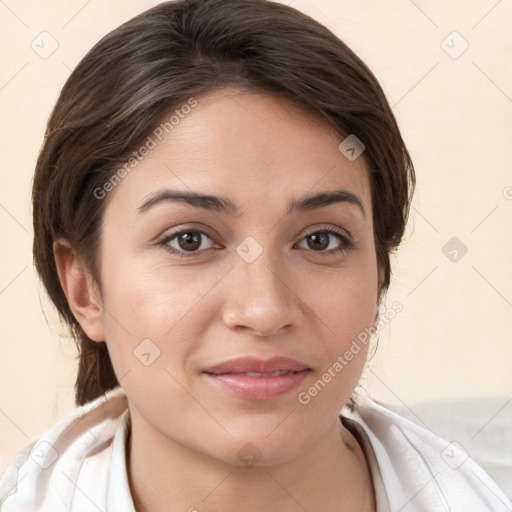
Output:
[93,88,380,465]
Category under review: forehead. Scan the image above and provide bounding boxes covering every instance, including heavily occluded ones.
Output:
[105,88,371,217]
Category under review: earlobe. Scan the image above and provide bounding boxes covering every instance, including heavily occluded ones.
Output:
[53,238,105,342]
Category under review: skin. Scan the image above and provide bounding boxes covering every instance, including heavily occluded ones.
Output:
[55,88,381,512]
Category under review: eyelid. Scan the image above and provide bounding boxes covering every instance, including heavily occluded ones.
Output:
[301,223,353,241]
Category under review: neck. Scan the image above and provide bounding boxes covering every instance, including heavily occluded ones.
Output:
[126,411,375,512]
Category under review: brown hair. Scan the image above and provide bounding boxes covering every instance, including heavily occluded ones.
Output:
[32,0,415,406]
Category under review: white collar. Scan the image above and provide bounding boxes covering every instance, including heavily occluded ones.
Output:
[1,386,511,511]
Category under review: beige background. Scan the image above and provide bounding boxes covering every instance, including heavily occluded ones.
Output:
[1,0,511,469]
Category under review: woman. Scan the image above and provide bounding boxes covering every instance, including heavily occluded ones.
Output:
[0,0,510,510]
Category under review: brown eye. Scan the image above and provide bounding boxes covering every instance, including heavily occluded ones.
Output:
[297,229,352,255]
[161,230,216,257]
[175,232,202,251]
[306,232,330,251]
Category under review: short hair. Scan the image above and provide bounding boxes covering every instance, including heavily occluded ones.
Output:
[32,0,415,406]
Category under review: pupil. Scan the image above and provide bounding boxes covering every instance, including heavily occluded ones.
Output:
[308,232,328,251]
[179,232,201,251]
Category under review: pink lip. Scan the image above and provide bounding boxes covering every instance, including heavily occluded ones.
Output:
[203,356,311,401]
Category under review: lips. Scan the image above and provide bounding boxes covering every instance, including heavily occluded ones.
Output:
[203,357,311,400]
[204,356,311,375]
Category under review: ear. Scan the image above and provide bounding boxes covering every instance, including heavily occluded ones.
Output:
[53,238,105,342]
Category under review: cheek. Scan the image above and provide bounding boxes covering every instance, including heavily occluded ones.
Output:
[308,255,378,368]
[296,270,377,415]
[98,253,223,369]
[97,265,204,412]
[313,256,378,332]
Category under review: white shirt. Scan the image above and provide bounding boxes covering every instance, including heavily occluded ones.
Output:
[1,385,510,511]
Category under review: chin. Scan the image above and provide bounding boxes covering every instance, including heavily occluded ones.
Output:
[206,427,313,469]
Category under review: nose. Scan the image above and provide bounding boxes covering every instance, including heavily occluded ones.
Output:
[221,248,304,337]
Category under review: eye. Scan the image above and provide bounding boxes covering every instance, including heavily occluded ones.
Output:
[158,226,353,258]
[296,228,352,255]
[159,229,217,257]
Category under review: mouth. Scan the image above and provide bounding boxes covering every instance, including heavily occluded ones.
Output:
[234,370,300,377]
[204,356,311,374]
[202,356,312,400]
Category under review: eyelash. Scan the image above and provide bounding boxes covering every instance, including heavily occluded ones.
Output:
[158,226,353,258]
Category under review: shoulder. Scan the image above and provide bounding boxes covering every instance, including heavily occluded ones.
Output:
[0,386,129,511]
[341,394,512,511]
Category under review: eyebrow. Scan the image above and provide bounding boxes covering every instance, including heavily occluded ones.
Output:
[137,188,365,218]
